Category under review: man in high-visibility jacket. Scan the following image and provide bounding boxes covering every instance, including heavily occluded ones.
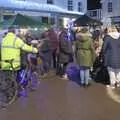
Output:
[1,27,38,70]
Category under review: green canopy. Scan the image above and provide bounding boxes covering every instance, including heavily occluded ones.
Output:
[1,14,53,29]
[74,15,102,26]
[12,14,42,27]
[0,14,43,28]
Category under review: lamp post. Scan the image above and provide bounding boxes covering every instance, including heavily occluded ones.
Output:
[0,8,4,22]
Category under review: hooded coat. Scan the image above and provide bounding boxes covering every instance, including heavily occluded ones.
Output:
[103,32,120,68]
[75,32,96,67]
[59,31,73,63]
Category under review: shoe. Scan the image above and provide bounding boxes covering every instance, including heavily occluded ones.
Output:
[61,77,68,80]
[41,74,47,78]
[83,84,91,88]
[85,83,91,87]
[80,83,91,87]
[106,84,115,89]
[61,74,69,80]
[19,89,28,97]
[80,83,84,87]
[116,83,120,88]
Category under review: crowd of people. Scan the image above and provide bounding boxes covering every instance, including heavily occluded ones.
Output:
[1,25,120,89]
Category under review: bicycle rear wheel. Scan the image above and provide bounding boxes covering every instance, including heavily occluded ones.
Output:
[0,72,18,108]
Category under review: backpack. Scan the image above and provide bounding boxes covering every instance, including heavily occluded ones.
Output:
[66,63,80,84]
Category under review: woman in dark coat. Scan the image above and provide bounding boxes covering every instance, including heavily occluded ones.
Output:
[102,26,120,89]
[58,29,73,79]
[75,27,96,86]
[40,30,51,75]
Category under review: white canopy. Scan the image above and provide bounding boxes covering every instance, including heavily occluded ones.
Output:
[0,0,84,15]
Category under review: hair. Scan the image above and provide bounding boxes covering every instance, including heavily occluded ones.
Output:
[103,28,108,35]
[8,27,15,33]
[115,25,120,32]
[80,27,89,33]
[105,26,118,34]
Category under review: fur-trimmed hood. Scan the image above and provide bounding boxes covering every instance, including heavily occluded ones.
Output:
[108,32,120,39]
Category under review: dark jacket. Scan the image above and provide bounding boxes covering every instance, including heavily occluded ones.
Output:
[75,32,96,67]
[48,29,59,52]
[59,31,73,63]
[103,32,120,68]
[41,39,51,52]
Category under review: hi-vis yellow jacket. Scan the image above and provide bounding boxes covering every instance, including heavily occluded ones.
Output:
[1,32,38,70]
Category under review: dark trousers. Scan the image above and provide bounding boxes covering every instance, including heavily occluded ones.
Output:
[56,59,68,76]
[52,49,57,68]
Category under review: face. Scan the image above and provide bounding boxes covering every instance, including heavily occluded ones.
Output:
[27,32,31,37]
[44,31,49,37]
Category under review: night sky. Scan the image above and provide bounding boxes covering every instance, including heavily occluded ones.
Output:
[87,0,101,10]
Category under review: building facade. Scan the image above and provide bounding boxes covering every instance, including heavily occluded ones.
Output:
[101,0,120,26]
[20,0,87,14]
[16,0,87,27]
[0,0,87,28]
[87,9,102,21]
[87,0,120,27]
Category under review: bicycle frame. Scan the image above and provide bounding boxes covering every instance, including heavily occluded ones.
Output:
[27,53,40,90]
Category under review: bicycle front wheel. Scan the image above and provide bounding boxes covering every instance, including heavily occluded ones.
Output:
[0,72,18,108]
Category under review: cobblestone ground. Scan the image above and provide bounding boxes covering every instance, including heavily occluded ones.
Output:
[0,70,120,120]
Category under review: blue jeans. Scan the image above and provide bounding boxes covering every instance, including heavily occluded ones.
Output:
[80,68,90,85]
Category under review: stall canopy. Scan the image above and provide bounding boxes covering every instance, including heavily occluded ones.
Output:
[1,14,51,28]
[0,0,84,16]
[74,15,102,26]
[12,14,42,27]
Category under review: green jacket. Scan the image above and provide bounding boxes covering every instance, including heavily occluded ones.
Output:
[75,32,96,67]
[1,32,38,70]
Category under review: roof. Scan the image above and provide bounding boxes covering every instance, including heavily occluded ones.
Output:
[0,0,84,15]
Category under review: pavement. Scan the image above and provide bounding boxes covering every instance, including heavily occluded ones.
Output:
[0,70,120,120]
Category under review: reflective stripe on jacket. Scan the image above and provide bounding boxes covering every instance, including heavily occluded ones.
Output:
[1,32,38,70]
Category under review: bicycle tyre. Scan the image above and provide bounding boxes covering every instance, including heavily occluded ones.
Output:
[0,72,18,108]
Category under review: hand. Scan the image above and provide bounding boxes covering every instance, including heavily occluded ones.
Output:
[90,67,93,71]
[37,42,43,48]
